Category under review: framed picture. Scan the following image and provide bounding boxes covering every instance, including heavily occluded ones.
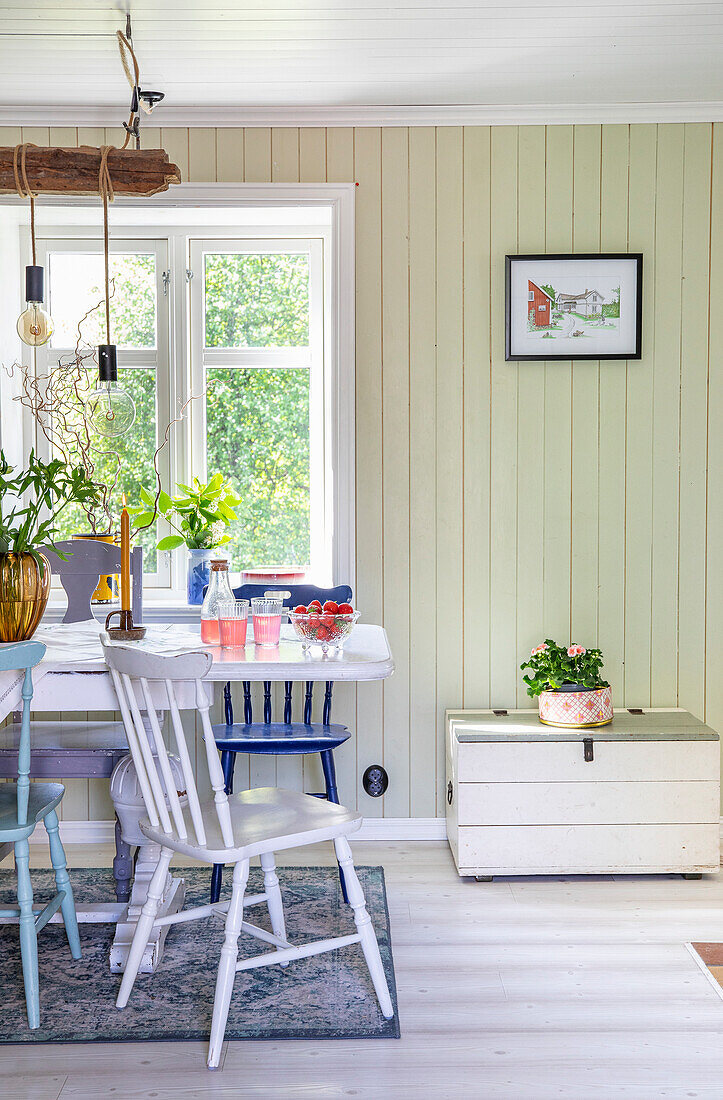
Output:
[505,253,643,361]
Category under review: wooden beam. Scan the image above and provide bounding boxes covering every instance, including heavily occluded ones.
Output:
[0,145,181,196]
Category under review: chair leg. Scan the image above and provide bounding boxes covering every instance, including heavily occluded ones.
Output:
[260,851,288,967]
[45,808,81,960]
[14,837,40,1029]
[210,750,237,904]
[320,749,349,904]
[116,846,173,1009]
[333,834,394,1019]
[208,858,249,1070]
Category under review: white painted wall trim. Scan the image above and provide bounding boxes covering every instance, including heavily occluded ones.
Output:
[30,817,448,847]
[3,102,723,128]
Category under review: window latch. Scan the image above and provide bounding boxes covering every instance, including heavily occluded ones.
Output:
[162,270,170,295]
[186,268,194,282]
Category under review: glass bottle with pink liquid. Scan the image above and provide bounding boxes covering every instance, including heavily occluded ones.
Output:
[200,559,234,644]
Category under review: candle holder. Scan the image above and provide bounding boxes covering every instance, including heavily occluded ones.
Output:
[104,608,147,641]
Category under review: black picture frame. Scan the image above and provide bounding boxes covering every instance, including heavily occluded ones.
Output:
[505,253,643,362]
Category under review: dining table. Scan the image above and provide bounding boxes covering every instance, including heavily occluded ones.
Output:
[0,618,394,973]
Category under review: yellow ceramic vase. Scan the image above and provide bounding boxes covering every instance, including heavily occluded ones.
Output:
[0,551,51,642]
[72,533,117,603]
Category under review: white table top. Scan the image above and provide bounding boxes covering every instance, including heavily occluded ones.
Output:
[33,620,394,682]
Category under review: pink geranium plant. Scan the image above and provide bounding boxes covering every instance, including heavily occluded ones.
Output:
[520,639,608,698]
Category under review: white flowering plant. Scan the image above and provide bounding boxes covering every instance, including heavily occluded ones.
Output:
[520,639,608,698]
[131,474,241,551]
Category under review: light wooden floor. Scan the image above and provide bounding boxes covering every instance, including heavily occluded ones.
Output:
[6,840,723,1099]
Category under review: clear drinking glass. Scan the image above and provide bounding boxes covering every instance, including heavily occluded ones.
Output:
[217,600,249,648]
[251,596,284,647]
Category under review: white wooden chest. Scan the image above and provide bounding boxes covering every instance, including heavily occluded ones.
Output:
[445,708,721,877]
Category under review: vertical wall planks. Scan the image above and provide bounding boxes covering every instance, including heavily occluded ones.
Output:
[570,125,602,646]
[299,128,327,183]
[488,127,518,707]
[678,123,712,719]
[435,127,464,813]
[271,128,300,182]
[650,124,684,705]
[624,124,657,705]
[542,125,574,643]
[243,128,272,183]
[705,124,723,757]
[462,127,491,710]
[324,125,357,806]
[216,129,244,182]
[515,126,546,700]
[160,128,189,181]
[409,127,438,814]
[597,124,630,692]
[380,127,410,816]
[188,128,217,182]
[353,127,385,817]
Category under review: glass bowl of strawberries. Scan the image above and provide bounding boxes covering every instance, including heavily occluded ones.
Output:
[288,599,359,653]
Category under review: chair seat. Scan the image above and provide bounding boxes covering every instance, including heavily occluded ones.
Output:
[213,721,351,755]
[140,785,361,862]
[0,782,64,839]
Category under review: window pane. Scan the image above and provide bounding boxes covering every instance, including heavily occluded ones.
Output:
[48,253,156,349]
[52,368,159,569]
[206,368,310,567]
[204,253,309,348]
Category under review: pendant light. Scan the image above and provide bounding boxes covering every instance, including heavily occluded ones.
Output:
[14,145,54,347]
[85,146,136,439]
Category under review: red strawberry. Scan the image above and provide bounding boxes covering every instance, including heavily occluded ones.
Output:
[323,600,339,614]
[337,603,354,615]
[321,613,336,629]
[307,612,321,627]
[308,600,322,612]
[293,604,308,614]
[316,624,329,641]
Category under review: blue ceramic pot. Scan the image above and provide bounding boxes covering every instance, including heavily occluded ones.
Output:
[187,548,216,605]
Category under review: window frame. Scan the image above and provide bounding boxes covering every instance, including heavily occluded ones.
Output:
[13,183,356,599]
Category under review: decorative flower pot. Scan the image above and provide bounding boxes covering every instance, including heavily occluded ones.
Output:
[538,685,613,728]
[0,551,51,642]
[187,548,217,606]
[72,533,117,603]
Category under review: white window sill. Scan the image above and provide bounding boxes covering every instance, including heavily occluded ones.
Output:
[43,599,201,626]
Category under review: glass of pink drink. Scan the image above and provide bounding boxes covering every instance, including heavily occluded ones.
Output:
[251,597,284,647]
[217,600,249,648]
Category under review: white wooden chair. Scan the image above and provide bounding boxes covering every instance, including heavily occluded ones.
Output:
[101,641,394,1069]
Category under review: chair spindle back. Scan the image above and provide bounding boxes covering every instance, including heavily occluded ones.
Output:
[102,642,234,850]
[0,640,46,827]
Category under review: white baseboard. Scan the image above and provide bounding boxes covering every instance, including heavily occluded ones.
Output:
[30,816,448,846]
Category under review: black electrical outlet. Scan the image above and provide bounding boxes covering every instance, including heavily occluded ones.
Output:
[362,764,389,798]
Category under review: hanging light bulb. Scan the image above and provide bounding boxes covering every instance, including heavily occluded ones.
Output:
[16,265,53,347]
[86,344,136,439]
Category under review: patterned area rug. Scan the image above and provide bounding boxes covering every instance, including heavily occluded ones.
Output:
[0,865,399,1042]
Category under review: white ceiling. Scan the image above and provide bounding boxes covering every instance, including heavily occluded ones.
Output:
[0,1,722,124]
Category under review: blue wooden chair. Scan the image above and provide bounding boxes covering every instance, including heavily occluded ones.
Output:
[210,583,353,904]
[0,640,81,1029]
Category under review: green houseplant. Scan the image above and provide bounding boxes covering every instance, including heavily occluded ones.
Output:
[520,640,613,728]
[132,474,242,605]
[0,450,104,640]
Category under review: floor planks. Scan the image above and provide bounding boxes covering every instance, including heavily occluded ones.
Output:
[5,840,723,1098]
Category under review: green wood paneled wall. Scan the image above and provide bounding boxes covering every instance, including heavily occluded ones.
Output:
[4,122,721,819]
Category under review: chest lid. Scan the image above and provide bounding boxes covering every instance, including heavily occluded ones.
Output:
[446,708,719,743]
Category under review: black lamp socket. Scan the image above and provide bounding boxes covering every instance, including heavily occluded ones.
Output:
[25,265,44,304]
[97,344,118,383]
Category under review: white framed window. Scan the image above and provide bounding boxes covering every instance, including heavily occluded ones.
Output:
[10,184,355,598]
[528,290,534,301]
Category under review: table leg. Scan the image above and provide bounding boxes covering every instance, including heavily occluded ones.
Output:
[109,840,186,974]
[112,815,133,903]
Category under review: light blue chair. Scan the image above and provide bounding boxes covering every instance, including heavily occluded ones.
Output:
[0,640,81,1029]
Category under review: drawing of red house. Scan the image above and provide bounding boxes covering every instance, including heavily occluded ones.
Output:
[528,280,554,326]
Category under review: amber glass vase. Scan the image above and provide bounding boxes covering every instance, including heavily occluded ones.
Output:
[0,551,51,642]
